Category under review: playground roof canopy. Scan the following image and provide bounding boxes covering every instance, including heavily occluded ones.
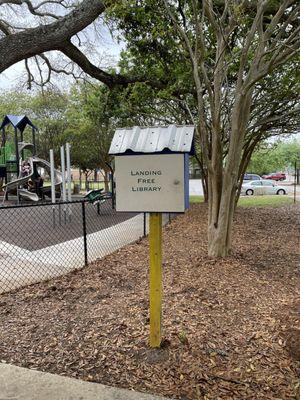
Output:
[0,115,37,132]
[109,124,195,155]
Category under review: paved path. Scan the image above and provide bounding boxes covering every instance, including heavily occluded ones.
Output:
[0,363,168,400]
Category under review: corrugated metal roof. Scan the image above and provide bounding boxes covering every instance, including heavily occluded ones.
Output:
[109,125,195,155]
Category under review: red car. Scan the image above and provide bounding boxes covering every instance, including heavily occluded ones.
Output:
[262,172,286,181]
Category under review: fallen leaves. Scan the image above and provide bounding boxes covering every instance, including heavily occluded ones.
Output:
[0,203,299,399]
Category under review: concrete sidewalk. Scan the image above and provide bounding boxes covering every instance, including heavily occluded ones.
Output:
[0,363,168,400]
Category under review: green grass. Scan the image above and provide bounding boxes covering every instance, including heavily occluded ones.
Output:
[43,180,105,191]
[237,195,293,207]
[189,195,293,207]
[72,181,105,191]
[189,195,204,203]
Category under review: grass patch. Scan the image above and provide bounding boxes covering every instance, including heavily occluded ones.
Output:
[43,180,105,191]
[189,195,204,203]
[238,195,293,207]
[189,195,293,207]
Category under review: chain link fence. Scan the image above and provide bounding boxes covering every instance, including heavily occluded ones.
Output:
[0,200,172,293]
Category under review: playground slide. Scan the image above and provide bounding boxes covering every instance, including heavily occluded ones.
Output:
[3,157,35,191]
[3,156,62,200]
[18,189,39,202]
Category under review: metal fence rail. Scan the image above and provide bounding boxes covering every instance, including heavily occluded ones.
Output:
[0,200,172,293]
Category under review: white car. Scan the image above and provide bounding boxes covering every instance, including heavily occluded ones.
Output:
[241,180,287,196]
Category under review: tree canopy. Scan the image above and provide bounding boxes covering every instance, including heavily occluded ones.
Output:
[0,0,299,257]
[110,0,300,255]
[248,139,300,176]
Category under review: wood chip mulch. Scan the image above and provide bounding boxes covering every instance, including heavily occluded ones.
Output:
[0,203,299,399]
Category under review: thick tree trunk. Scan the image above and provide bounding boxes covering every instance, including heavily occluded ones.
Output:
[207,89,254,256]
[207,174,236,257]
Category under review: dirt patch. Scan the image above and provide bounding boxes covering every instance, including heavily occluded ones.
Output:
[0,203,299,399]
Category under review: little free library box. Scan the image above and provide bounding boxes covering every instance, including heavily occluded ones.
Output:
[109,125,195,213]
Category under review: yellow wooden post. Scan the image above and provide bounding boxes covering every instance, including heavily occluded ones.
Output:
[149,212,162,348]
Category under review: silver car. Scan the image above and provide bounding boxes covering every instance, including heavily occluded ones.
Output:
[241,180,287,196]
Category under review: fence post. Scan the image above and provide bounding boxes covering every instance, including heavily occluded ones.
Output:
[82,201,88,266]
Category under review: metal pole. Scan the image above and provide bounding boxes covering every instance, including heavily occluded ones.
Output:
[2,128,7,188]
[60,145,67,224]
[60,145,67,203]
[143,212,147,236]
[149,212,162,348]
[66,143,72,202]
[112,173,115,209]
[66,143,72,221]
[82,201,88,266]
[50,149,56,227]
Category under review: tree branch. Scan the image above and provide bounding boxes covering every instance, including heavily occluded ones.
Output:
[0,0,106,73]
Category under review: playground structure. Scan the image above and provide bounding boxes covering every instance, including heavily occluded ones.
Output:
[0,115,62,203]
[0,114,114,212]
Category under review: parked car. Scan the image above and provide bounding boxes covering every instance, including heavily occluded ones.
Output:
[243,173,261,181]
[262,172,286,181]
[241,180,287,196]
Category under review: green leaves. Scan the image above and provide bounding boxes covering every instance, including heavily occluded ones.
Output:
[248,140,300,176]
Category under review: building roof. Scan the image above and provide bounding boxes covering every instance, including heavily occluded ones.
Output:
[0,115,37,132]
[109,125,195,155]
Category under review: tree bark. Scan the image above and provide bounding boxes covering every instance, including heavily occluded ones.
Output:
[208,175,236,257]
[79,168,82,190]
[104,170,110,192]
[207,89,254,256]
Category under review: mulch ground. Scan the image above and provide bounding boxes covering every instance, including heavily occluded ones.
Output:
[0,203,299,399]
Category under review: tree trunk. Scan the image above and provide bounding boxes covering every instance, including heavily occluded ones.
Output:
[104,169,110,192]
[79,168,82,190]
[207,174,236,257]
[195,153,208,202]
[207,89,254,257]
[98,166,110,192]
[202,174,208,203]
[85,171,89,191]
